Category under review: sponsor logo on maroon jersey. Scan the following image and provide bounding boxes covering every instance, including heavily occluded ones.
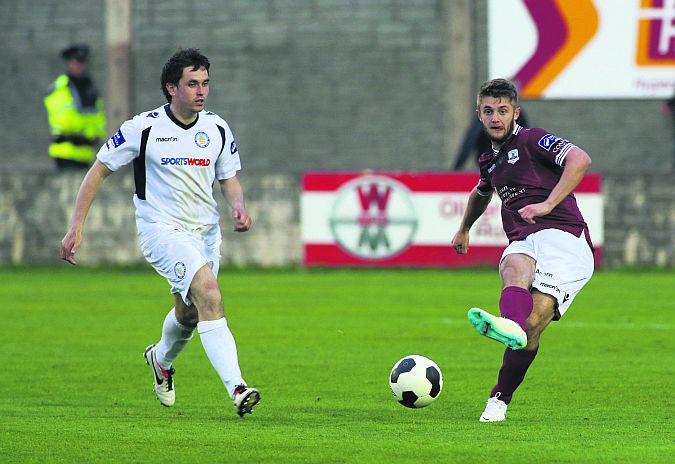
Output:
[537,134,561,151]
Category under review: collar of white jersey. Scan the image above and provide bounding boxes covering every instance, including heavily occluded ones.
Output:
[164,103,200,130]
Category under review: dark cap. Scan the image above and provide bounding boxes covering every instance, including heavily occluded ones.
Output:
[60,44,90,62]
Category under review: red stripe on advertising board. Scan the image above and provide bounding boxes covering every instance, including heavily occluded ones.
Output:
[303,244,504,267]
[302,172,479,192]
[575,174,601,192]
[304,244,604,268]
[302,172,601,193]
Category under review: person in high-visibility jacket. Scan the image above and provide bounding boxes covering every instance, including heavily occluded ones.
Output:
[44,44,106,170]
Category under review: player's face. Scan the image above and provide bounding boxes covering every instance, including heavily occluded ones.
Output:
[168,66,209,116]
[477,96,521,146]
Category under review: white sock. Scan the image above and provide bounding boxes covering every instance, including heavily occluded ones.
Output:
[198,317,245,398]
[155,308,194,369]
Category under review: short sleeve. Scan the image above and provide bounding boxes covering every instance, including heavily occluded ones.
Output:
[215,121,242,180]
[97,117,142,171]
[476,158,493,195]
[527,127,576,167]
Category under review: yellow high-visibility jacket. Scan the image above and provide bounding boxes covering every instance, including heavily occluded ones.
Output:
[44,74,106,163]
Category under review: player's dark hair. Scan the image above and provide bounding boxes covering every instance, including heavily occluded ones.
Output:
[477,78,519,107]
[161,48,211,102]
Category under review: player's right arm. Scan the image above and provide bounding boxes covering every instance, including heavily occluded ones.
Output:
[60,160,113,264]
[451,187,492,255]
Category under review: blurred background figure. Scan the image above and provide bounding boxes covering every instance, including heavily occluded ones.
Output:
[44,44,106,171]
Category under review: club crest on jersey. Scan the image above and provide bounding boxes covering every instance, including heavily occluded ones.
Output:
[538,134,561,151]
[195,131,210,148]
[507,149,519,165]
[174,261,186,280]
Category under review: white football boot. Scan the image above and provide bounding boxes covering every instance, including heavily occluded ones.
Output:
[144,344,176,407]
[480,393,507,422]
[467,307,527,350]
[233,384,260,418]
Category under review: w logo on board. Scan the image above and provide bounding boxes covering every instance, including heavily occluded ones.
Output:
[329,176,418,259]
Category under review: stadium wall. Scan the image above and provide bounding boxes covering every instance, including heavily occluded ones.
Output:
[0,0,673,267]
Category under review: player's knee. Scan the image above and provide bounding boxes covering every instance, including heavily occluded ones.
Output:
[202,286,223,308]
[500,265,532,288]
[500,254,535,285]
[502,274,531,290]
[192,286,223,319]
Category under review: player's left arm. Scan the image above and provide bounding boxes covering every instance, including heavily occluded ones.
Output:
[219,176,252,232]
[518,147,592,224]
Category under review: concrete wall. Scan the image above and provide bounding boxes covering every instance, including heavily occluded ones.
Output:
[4,0,673,173]
[0,0,673,268]
[0,169,301,267]
[603,175,675,267]
[4,0,450,173]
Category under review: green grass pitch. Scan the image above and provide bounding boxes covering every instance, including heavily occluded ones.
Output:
[1,266,673,463]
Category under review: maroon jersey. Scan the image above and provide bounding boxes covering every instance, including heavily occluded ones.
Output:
[476,125,591,246]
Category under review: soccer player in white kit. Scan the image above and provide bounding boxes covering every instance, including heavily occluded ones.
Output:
[451,79,594,422]
[60,48,260,417]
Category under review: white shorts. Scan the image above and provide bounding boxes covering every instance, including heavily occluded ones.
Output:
[137,219,221,305]
[501,228,594,319]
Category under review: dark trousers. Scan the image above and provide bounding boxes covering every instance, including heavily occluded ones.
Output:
[54,158,90,171]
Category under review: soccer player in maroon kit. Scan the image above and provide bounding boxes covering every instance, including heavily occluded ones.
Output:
[451,78,595,422]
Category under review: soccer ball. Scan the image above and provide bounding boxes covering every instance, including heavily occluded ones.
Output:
[389,355,443,408]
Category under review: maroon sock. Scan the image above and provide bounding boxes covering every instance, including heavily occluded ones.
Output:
[489,347,539,404]
[499,286,533,331]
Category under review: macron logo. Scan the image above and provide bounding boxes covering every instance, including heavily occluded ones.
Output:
[156,137,178,142]
[161,157,211,167]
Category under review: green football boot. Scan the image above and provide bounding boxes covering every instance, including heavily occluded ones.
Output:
[467,307,527,350]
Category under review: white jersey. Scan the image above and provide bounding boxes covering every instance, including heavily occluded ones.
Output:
[97,104,241,229]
